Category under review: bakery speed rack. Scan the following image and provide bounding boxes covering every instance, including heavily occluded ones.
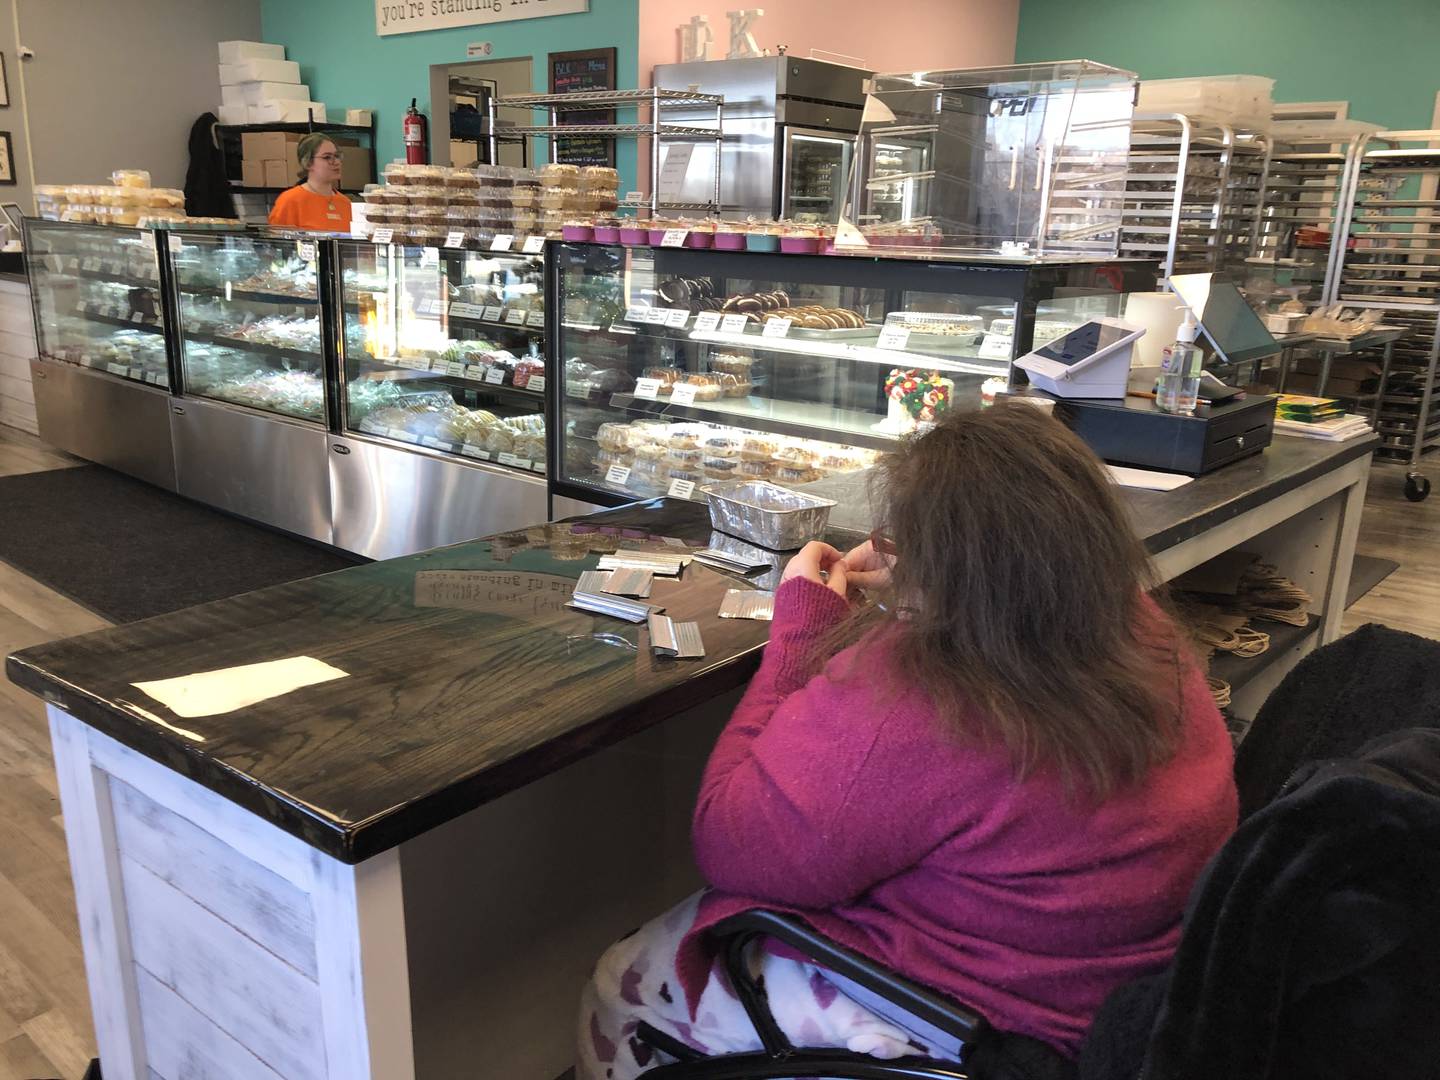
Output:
[488,88,726,218]
[1330,130,1440,501]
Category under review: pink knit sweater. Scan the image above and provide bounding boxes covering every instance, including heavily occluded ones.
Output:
[677,578,1237,1057]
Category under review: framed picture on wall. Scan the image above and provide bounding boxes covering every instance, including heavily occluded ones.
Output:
[0,132,17,185]
[0,54,10,108]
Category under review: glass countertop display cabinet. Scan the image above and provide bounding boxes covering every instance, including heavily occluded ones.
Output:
[547,241,1156,506]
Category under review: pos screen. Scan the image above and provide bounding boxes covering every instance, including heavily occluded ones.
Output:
[1168,273,1279,365]
[1033,321,1134,367]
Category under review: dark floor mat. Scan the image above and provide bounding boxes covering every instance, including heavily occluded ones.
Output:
[0,465,362,623]
[1347,554,1401,609]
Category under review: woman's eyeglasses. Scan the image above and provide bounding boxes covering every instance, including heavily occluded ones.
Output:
[315,153,344,163]
[870,529,897,556]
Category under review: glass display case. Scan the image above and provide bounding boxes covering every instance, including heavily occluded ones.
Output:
[25,219,171,387]
[842,61,1139,257]
[781,128,854,222]
[337,241,547,475]
[548,242,1156,506]
[169,231,326,422]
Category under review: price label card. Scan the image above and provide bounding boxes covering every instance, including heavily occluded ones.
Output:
[498,452,522,468]
[624,190,644,204]
[420,246,440,266]
[138,231,157,252]
[693,311,721,333]
[490,234,515,252]
[645,308,671,325]
[429,359,451,372]
[82,257,101,272]
[371,228,393,246]
[168,234,185,254]
[720,313,749,335]
[633,377,661,400]
[522,235,546,254]
[527,310,546,328]
[445,230,466,250]
[876,325,911,351]
[528,375,546,394]
[670,383,699,406]
[485,366,506,384]
[296,239,317,262]
[449,302,484,319]
[625,305,648,323]
[667,478,696,499]
[505,309,526,325]
[605,464,632,486]
[389,428,419,443]
[130,312,145,324]
[446,361,467,378]
[665,309,691,329]
[483,304,504,322]
[762,317,793,339]
[460,443,490,460]
[144,372,162,385]
[978,333,1013,361]
[106,362,127,376]
[421,436,455,452]
[661,229,689,248]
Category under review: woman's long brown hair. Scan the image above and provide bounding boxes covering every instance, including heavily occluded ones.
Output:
[856,402,1184,802]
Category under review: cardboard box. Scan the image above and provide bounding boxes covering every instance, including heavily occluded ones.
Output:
[340,147,373,190]
[241,159,265,188]
[241,130,301,162]
[234,58,300,84]
[263,159,293,188]
[218,104,249,126]
[220,84,246,107]
[218,40,285,64]
[218,63,245,86]
[240,80,310,106]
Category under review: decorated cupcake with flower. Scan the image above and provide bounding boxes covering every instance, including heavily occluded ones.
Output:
[881,368,954,432]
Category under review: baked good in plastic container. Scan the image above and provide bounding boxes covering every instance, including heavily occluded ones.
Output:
[580,166,620,190]
[644,366,684,394]
[680,373,724,401]
[666,425,703,450]
[112,170,151,189]
[739,434,779,461]
[541,163,582,190]
[774,444,819,467]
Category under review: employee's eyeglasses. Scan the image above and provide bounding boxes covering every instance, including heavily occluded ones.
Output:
[870,529,898,557]
[315,152,344,163]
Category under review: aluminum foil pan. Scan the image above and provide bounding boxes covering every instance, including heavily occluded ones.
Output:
[700,480,837,550]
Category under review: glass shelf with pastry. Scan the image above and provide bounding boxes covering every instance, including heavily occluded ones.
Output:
[24,219,173,388]
[548,241,1158,507]
[169,231,326,422]
[336,239,548,475]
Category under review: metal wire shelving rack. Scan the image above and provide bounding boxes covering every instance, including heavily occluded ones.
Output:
[488,88,725,217]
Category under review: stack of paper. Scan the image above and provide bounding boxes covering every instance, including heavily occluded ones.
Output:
[1273,413,1374,442]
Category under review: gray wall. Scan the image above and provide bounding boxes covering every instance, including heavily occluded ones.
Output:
[17,0,263,192]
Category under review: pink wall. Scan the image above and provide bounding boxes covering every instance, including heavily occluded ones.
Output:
[637,1,1020,81]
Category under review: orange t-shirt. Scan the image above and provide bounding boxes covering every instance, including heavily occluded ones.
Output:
[268,185,351,231]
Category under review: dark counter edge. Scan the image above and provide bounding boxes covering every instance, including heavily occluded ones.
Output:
[1141,436,1378,555]
[7,642,766,864]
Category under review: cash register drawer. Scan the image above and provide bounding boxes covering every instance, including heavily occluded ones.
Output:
[1055,394,1278,476]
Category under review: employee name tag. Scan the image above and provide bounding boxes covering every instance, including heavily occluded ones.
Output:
[693,311,721,333]
[633,378,661,400]
[670,383,698,406]
[605,464,632,485]
[371,228,393,245]
[445,230,466,249]
[762,317,792,338]
[667,478,695,499]
[877,325,910,351]
[665,309,690,328]
[720,313,749,334]
[661,229,688,248]
[522,235,546,254]
[490,234,514,252]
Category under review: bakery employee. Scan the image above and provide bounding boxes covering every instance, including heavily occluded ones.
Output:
[268,133,351,231]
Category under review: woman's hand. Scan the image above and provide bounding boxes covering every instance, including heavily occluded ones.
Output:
[781,541,849,601]
[842,539,894,593]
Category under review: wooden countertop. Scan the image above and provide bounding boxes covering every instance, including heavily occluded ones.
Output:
[6,434,1377,863]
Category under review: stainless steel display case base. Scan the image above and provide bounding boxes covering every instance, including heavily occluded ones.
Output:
[170,398,333,546]
[31,360,177,491]
[328,436,547,561]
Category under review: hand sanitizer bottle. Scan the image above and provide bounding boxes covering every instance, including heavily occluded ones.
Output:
[1157,313,1202,416]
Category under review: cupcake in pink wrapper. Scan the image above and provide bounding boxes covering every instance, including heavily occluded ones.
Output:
[619,223,648,246]
[592,217,621,244]
[561,219,594,242]
[685,219,715,249]
[779,223,821,254]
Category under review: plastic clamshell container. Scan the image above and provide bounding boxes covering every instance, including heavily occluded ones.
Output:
[593,225,621,244]
[620,226,648,246]
[746,233,780,252]
[561,224,595,242]
[714,231,747,251]
[700,480,837,550]
[780,236,820,254]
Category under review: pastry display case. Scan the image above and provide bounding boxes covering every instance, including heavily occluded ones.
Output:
[547,241,1157,508]
[23,218,179,490]
[842,61,1139,258]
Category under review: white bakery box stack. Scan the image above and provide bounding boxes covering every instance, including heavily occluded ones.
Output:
[217,40,325,125]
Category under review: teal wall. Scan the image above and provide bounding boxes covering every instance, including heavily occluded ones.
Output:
[1015,0,1440,131]
[260,0,640,185]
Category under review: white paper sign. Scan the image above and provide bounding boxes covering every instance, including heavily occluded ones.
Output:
[527,311,546,328]
[449,302,485,319]
[485,366,506,384]
[460,443,490,460]
[296,240,316,262]
[138,231,157,252]
[490,234,514,252]
[978,332,1014,361]
[625,305,648,323]
[661,228,689,248]
[483,304,503,321]
[624,190,644,204]
[420,246,440,266]
[447,361,467,377]
[693,311,721,333]
[605,464,632,486]
[106,363,127,376]
[670,383,698,406]
[376,0,588,37]
[371,228,393,245]
[167,234,184,254]
[645,308,671,325]
[497,452,526,468]
[633,378,661,400]
[522,235,546,254]
[720,313,749,335]
[762,317,792,338]
[665,309,690,328]
[877,325,911,351]
[657,142,696,202]
[528,375,546,393]
[445,230,466,249]
[667,478,696,499]
[505,309,526,324]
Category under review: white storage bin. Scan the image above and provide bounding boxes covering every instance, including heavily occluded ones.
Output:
[218,41,286,64]
[234,58,301,84]
[241,81,311,105]
[248,100,324,124]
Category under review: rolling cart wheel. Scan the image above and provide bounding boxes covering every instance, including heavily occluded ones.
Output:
[1404,473,1431,502]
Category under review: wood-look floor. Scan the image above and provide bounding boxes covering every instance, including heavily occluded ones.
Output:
[0,425,1433,1080]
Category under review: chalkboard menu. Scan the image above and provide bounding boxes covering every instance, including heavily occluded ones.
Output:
[548,47,617,168]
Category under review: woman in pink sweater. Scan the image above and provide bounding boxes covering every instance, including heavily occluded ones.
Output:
[578,404,1238,1077]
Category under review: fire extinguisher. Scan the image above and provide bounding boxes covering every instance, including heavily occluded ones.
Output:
[403,98,428,165]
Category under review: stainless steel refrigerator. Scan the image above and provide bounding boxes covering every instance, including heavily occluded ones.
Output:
[651,56,871,222]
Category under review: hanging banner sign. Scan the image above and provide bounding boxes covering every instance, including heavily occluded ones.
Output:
[376,0,589,37]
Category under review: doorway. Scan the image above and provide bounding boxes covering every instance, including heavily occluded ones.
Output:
[428,56,533,168]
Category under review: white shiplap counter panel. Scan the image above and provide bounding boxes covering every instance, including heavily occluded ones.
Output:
[0,277,36,434]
